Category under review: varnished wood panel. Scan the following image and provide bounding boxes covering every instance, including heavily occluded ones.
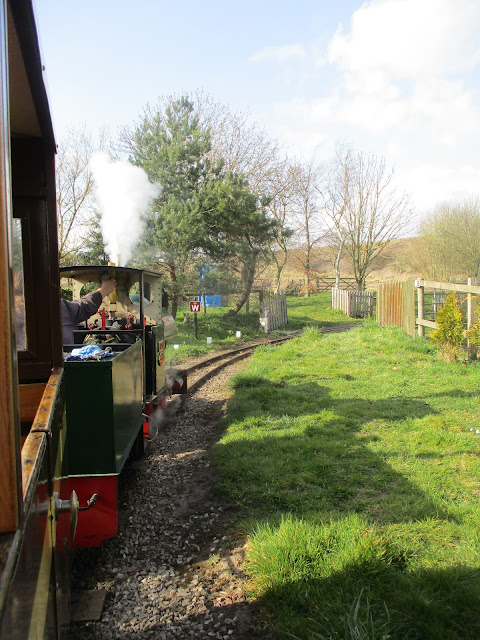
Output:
[18,383,46,424]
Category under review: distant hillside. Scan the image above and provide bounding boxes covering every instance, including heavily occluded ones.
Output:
[261,238,419,291]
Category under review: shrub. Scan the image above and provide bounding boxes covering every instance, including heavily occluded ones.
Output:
[466,315,480,348]
[298,282,318,297]
[430,292,465,360]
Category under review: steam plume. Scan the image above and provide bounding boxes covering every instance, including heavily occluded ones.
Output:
[89,151,160,266]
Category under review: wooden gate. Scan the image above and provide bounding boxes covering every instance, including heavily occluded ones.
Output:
[332,287,375,317]
[376,280,415,336]
[316,277,357,292]
[260,290,288,333]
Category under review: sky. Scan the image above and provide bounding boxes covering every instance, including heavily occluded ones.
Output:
[33,0,480,222]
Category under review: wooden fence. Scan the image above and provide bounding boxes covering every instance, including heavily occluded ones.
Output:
[260,290,288,333]
[284,277,357,295]
[415,278,479,337]
[376,280,416,336]
[317,277,357,292]
[331,287,375,317]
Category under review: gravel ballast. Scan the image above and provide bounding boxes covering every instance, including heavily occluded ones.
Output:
[70,358,269,640]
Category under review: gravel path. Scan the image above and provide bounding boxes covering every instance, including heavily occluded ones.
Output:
[70,358,271,640]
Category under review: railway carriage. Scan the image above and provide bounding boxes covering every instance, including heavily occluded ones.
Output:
[0,0,72,637]
[0,1,185,636]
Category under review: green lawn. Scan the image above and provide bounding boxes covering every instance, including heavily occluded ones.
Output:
[165,292,359,364]
[213,323,480,640]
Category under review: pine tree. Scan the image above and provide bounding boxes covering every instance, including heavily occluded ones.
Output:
[202,172,277,316]
[128,96,221,316]
[124,95,278,317]
[76,212,108,265]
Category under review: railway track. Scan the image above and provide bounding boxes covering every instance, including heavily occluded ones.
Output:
[70,322,359,639]
[183,323,359,394]
[183,333,300,394]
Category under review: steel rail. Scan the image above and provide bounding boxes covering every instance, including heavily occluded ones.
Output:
[183,334,298,395]
[181,323,359,396]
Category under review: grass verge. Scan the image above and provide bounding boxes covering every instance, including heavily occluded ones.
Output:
[165,292,359,364]
[213,323,480,639]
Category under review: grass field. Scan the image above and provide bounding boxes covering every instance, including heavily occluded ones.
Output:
[165,292,359,364]
[212,321,480,639]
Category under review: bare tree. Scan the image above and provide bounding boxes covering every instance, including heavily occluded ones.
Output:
[323,154,352,287]
[56,126,107,265]
[417,196,480,281]
[193,90,283,194]
[262,159,298,290]
[195,93,299,295]
[290,156,326,293]
[325,146,413,290]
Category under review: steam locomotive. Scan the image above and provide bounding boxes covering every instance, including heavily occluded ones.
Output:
[0,1,183,637]
[59,265,185,547]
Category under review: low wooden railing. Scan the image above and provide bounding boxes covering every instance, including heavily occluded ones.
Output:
[415,278,479,336]
[317,277,357,292]
[332,287,375,317]
[260,290,288,333]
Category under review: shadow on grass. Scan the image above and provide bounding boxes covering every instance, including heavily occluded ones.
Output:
[215,375,449,525]
[231,375,436,422]
[212,370,480,638]
[261,561,480,640]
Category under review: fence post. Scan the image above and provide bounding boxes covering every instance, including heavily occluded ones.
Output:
[467,277,478,356]
[416,280,424,337]
[467,277,475,331]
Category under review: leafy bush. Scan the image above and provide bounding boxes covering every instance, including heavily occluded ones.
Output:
[467,316,480,347]
[430,292,465,360]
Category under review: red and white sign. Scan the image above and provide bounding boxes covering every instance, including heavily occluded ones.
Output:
[189,301,201,313]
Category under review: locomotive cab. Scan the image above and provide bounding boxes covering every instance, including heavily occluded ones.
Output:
[60,265,179,399]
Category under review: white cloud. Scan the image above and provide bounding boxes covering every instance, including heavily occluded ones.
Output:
[397,164,480,216]
[250,44,308,63]
[328,0,480,78]
[266,0,480,212]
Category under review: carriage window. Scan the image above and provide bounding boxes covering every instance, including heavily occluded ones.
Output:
[12,219,26,350]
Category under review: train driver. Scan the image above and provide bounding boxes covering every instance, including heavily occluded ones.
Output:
[61,278,115,345]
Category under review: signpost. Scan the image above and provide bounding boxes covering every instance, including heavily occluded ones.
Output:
[190,300,200,339]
